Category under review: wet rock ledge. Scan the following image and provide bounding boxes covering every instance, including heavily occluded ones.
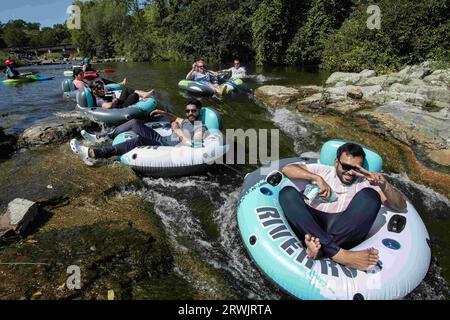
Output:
[0,110,204,299]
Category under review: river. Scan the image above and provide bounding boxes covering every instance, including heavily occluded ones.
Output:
[0,62,448,299]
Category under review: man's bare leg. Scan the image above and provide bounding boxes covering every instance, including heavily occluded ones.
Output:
[332,248,379,270]
[305,234,321,259]
[135,89,155,99]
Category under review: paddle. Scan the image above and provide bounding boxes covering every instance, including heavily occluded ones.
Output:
[98,69,115,73]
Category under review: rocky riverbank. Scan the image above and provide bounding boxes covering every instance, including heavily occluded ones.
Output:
[255,61,450,173]
[0,111,233,300]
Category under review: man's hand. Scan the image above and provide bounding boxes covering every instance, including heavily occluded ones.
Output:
[316,176,332,199]
[353,165,387,190]
[150,109,165,118]
[171,121,180,131]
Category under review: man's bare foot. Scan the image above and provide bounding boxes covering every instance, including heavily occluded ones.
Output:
[143,89,154,99]
[305,234,321,259]
[332,248,379,270]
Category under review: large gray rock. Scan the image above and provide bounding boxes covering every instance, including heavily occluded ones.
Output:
[347,87,364,99]
[326,72,361,86]
[368,91,428,107]
[358,101,450,151]
[325,85,383,98]
[423,69,450,86]
[255,85,299,96]
[296,93,324,111]
[19,111,96,147]
[0,198,38,235]
[254,85,301,109]
[360,69,377,78]
[395,65,433,80]
[357,75,403,87]
[390,83,449,102]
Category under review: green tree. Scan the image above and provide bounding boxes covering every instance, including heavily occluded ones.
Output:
[251,0,288,65]
[286,0,352,65]
[322,0,450,72]
[3,26,29,47]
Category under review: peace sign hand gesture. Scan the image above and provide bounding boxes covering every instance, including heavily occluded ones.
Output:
[351,165,387,190]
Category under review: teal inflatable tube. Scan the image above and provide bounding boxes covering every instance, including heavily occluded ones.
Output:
[62,79,121,100]
[76,87,157,124]
[111,107,229,177]
[237,141,431,300]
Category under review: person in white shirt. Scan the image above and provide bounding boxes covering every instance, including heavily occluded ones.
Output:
[225,59,246,79]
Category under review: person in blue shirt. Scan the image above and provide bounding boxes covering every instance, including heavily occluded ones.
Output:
[186,60,225,95]
[82,57,96,73]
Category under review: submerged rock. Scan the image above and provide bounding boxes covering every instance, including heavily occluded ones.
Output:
[255,85,301,109]
[18,111,98,148]
[0,127,17,159]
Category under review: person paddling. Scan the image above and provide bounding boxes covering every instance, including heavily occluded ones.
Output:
[3,60,34,79]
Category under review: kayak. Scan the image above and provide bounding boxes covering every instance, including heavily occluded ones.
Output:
[237,140,431,300]
[84,72,99,80]
[3,75,55,84]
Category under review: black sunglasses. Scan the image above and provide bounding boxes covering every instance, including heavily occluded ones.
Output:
[185,109,199,114]
[338,159,360,172]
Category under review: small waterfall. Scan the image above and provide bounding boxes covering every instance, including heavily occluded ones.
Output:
[121,175,280,299]
[269,107,309,155]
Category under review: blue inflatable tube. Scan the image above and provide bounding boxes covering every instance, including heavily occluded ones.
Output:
[237,140,431,300]
[111,107,228,177]
[62,79,121,100]
[75,87,157,125]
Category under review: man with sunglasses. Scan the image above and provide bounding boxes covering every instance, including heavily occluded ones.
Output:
[90,80,154,109]
[70,99,208,165]
[281,142,406,271]
[186,60,224,95]
[224,59,247,79]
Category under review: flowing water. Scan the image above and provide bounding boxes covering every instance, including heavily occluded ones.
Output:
[0,62,448,299]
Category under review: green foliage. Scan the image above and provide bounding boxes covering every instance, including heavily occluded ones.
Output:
[0,51,26,66]
[286,0,352,65]
[0,19,71,48]
[1,0,448,71]
[251,0,287,65]
[322,0,450,72]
